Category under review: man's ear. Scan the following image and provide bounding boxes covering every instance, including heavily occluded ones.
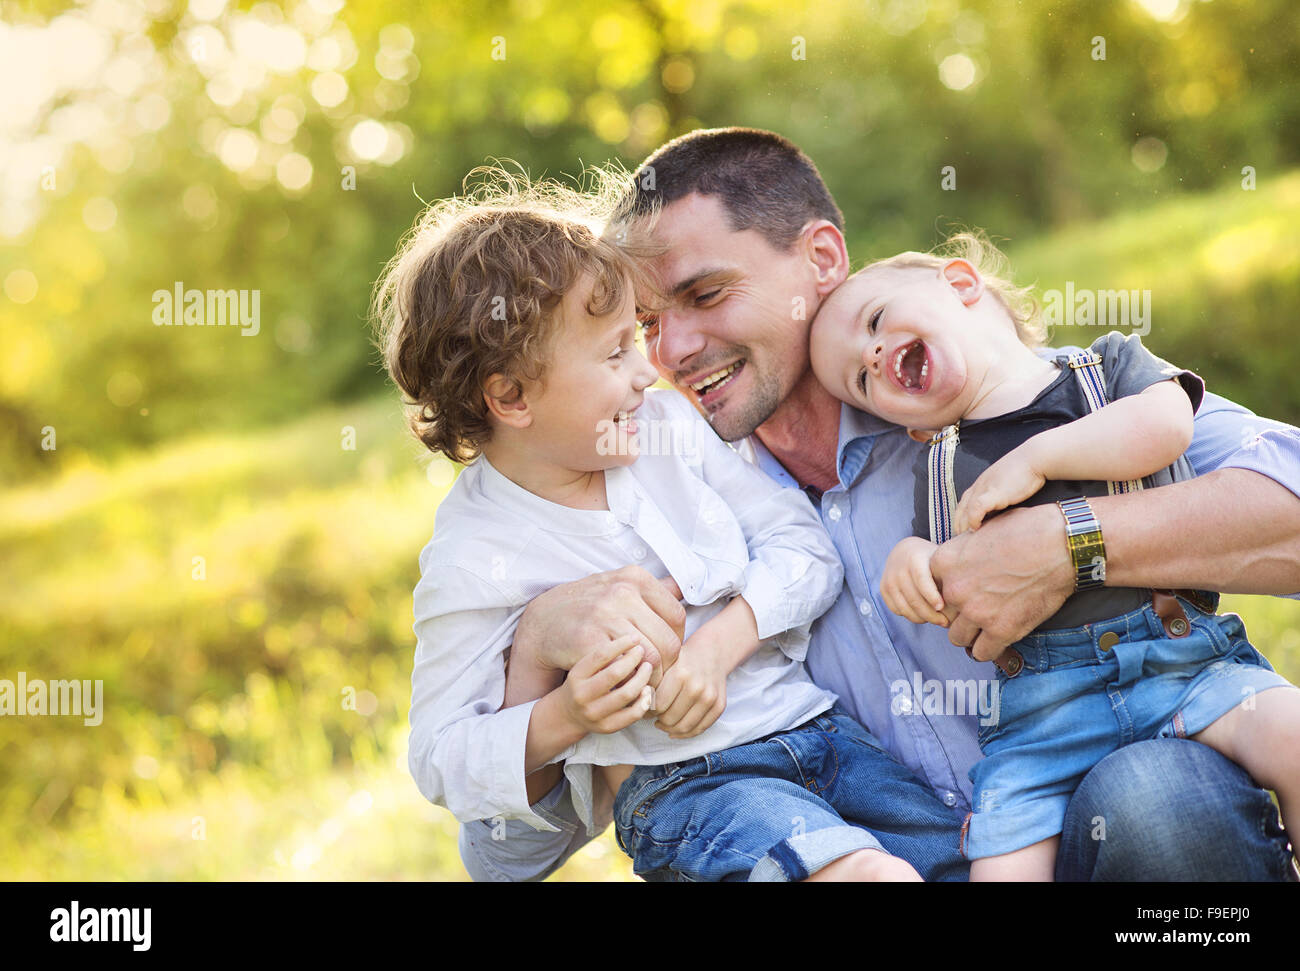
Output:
[906,427,939,444]
[482,373,532,430]
[941,259,984,307]
[805,220,851,296]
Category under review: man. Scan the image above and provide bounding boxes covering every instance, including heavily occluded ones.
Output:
[451,128,1300,880]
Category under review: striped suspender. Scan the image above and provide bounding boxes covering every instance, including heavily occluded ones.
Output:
[1065,350,1144,496]
[927,423,961,544]
[925,350,1144,542]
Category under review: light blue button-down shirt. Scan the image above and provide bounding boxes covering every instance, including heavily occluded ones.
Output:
[458,366,1300,880]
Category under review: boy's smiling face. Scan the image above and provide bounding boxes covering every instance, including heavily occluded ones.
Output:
[809,260,994,433]
[519,274,660,471]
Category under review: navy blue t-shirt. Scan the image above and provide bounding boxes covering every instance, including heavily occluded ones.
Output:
[911,332,1205,630]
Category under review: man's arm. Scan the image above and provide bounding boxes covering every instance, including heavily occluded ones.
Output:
[932,394,1300,661]
[1098,465,1300,594]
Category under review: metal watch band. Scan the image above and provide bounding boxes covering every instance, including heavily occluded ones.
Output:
[1057,496,1106,592]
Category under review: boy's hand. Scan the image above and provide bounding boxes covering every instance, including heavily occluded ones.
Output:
[558,634,655,735]
[953,445,1046,535]
[651,594,759,740]
[881,537,948,627]
[652,633,732,740]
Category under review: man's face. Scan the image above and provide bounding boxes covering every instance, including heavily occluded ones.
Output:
[636,193,819,442]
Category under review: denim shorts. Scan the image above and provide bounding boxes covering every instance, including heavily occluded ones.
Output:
[964,594,1293,861]
[612,706,969,882]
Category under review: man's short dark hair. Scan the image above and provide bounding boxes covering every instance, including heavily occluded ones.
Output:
[621,127,844,251]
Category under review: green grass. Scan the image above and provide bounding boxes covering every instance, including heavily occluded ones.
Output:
[1007,170,1300,426]
[5,174,1299,881]
[0,394,637,880]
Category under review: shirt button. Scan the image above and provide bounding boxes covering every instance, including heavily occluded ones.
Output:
[895,696,913,714]
[943,791,958,808]
[858,599,872,616]
[633,546,647,560]
[827,504,842,522]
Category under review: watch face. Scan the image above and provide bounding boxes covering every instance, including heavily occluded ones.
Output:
[1059,498,1105,591]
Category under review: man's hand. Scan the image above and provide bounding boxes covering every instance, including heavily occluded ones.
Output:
[511,566,686,687]
[929,503,1074,662]
[880,536,948,627]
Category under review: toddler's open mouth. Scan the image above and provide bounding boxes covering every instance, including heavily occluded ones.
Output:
[889,340,931,393]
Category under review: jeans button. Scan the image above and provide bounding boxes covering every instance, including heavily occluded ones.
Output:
[1169,618,1189,637]
[1099,632,1120,651]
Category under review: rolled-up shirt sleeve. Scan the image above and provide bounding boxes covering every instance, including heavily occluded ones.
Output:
[668,393,845,658]
[407,564,559,830]
[1184,389,1300,600]
[1187,389,1300,499]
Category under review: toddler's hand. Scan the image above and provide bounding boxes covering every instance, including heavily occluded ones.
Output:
[953,448,1046,534]
[881,537,947,627]
[558,634,655,735]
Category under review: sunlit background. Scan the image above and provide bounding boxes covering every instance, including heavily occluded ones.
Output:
[2,0,1298,880]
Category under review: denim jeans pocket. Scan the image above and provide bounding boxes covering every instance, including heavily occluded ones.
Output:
[623,759,706,828]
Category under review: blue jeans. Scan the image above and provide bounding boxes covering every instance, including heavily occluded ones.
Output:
[612,707,969,882]
[966,597,1292,859]
[1059,738,1296,880]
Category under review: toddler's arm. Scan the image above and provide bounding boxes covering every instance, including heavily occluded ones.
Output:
[954,379,1194,534]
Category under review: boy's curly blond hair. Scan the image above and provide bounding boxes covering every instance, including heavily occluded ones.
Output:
[858,231,1046,347]
[371,163,662,463]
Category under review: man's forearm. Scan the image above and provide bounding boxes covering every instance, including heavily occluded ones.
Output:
[1097,467,1300,595]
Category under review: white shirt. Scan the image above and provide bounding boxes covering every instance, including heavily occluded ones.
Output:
[407,389,842,833]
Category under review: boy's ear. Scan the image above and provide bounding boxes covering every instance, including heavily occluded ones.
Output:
[941,258,984,307]
[906,427,939,444]
[482,373,532,430]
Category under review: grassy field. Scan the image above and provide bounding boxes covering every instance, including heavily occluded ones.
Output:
[0,394,637,880]
[5,175,1299,881]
